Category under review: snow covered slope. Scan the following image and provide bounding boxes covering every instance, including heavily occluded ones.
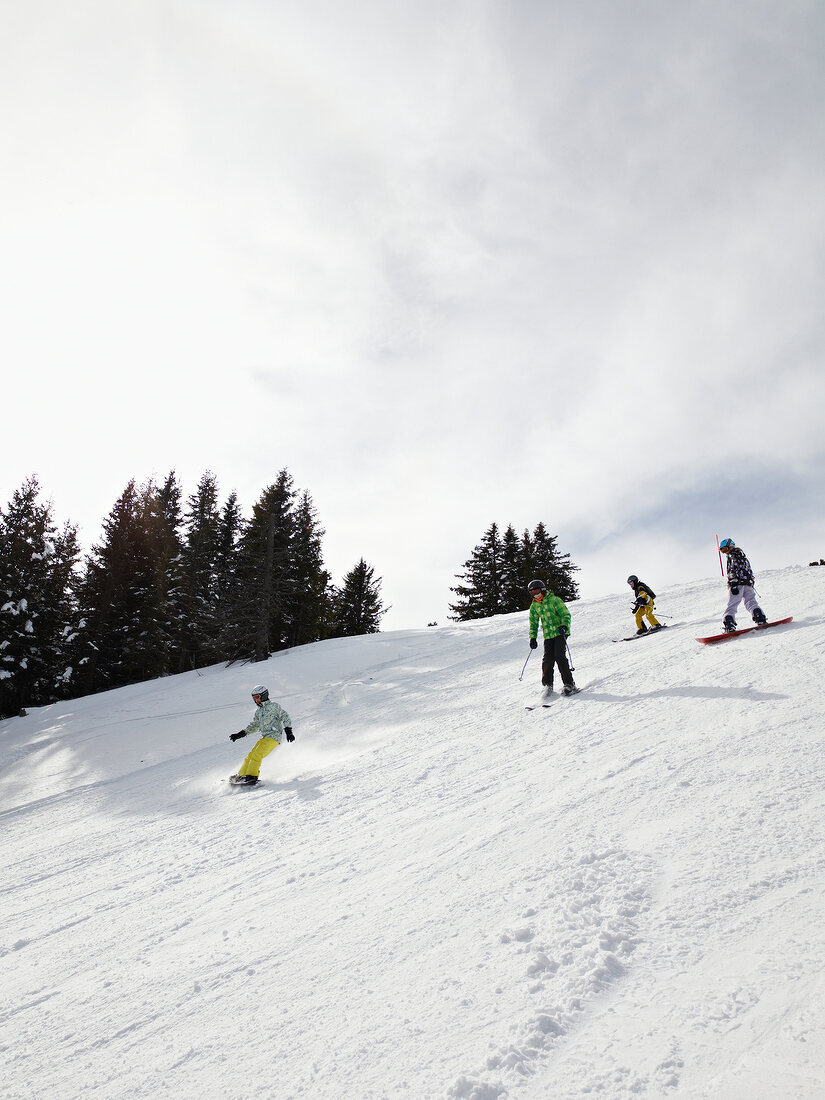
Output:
[2,565,824,1099]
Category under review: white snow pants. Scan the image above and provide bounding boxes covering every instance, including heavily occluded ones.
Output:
[724,584,761,622]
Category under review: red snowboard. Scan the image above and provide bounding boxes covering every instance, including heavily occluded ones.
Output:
[696,616,793,645]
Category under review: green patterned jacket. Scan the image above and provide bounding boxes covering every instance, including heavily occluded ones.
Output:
[529,594,572,641]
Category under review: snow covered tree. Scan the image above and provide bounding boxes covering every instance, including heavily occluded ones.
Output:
[40,522,84,702]
[0,478,82,717]
[331,559,387,637]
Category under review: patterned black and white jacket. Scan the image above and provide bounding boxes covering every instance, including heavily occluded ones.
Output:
[726,547,755,588]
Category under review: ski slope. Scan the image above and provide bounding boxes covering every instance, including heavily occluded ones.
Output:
[2,565,824,1099]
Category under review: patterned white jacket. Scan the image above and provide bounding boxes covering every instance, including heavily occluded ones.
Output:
[243,700,292,742]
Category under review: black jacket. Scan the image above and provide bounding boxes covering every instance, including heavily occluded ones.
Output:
[631,579,655,602]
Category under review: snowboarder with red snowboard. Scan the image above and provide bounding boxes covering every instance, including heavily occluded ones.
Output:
[719,539,768,633]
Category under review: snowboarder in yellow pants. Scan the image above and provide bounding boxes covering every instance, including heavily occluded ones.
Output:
[238,735,280,778]
[229,685,294,786]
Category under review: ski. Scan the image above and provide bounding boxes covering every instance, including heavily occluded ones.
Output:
[525,693,555,710]
[613,625,670,643]
[696,616,792,645]
[525,688,582,709]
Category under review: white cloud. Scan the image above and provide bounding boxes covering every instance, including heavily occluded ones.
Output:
[2,0,824,628]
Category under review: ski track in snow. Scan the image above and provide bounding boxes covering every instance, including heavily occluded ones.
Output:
[1,566,824,1098]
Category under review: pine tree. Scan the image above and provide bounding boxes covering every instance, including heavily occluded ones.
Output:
[75,479,179,693]
[285,491,331,646]
[0,478,82,717]
[177,471,223,670]
[499,524,525,612]
[216,491,242,592]
[448,522,505,620]
[224,470,297,663]
[213,490,242,656]
[529,522,579,602]
[331,559,387,637]
[156,471,183,540]
[150,471,185,672]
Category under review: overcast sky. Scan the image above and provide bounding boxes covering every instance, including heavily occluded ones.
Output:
[2,0,824,630]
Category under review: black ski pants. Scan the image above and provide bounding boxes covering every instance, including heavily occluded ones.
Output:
[542,635,574,689]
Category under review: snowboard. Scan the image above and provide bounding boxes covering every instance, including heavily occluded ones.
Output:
[229,775,260,787]
[696,616,792,645]
[613,624,670,643]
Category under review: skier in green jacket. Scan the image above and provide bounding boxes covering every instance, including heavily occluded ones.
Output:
[528,580,578,696]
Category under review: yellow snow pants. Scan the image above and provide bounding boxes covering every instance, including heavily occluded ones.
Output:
[634,596,661,630]
[238,736,279,778]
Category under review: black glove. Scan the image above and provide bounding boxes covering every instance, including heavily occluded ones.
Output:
[730,585,739,594]
[284,727,295,743]
[529,638,538,650]
[230,730,246,742]
[559,626,567,639]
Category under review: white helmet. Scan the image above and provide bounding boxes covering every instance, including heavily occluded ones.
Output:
[251,685,269,704]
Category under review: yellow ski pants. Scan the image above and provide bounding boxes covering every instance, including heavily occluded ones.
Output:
[634,597,661,630]
[238,736,279,778]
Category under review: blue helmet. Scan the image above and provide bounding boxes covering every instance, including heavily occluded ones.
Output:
[719,538,735,551]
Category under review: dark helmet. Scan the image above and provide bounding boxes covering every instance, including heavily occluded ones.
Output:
[627,575,638,586]
[719,538,735,551]
[251,685,269,705]
[527,579,547,595]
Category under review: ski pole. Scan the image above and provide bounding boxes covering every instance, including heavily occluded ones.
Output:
[518,649,533,681]
[565,637,575,672]
[716,533,724,577]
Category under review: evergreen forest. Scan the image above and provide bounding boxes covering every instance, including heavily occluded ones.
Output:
[0,472,386,718]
